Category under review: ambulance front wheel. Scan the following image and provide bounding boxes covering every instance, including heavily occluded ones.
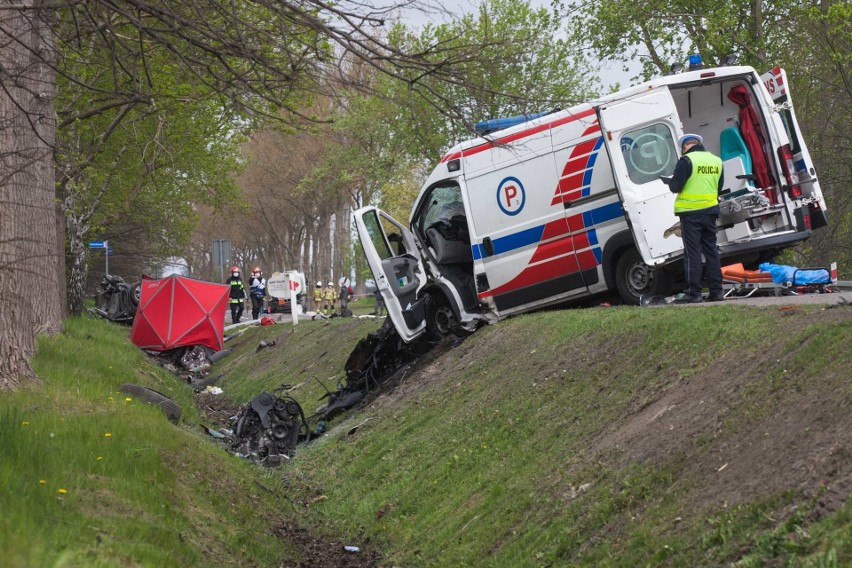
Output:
[615,249,672,305]
[425,293,457,340]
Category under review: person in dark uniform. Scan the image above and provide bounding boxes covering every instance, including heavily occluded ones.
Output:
[373,287,386,317]
[248,266,266,320]
[667,133,725,303]
[226,266,247,323]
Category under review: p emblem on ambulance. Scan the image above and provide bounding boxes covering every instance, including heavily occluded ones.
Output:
[497,176,525,216]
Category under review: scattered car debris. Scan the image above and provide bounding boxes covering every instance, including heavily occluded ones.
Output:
[229,389,310,466]
[118,383,182,423]
[256,339,277,353]
[208,348,233,364]
[180,345,214,373]
[313,318,429,422]
[224,329,248,342]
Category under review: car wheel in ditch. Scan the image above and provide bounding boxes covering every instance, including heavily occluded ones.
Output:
[119,383,182,423]
[130,282,142,306]
[615,248,672,305]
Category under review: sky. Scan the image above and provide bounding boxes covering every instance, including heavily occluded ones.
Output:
[372,0,640,88]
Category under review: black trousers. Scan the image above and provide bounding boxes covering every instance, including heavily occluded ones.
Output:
[250,295,262,319]
[230,301,244,323]
[680,211,723,299]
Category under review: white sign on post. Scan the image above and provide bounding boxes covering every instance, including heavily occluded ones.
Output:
[266,271,302,326]
[266,272,290,298]
[288,273,298,326]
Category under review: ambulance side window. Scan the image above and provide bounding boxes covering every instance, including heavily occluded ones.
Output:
[362,210,394,260]
[620,123,677,185]
[779,108,802,155]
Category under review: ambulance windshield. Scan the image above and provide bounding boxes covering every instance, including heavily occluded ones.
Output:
[417,182,464,232]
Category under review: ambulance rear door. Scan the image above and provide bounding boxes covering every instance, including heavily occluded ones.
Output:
[761,67,828,228]
[597,88,684,265]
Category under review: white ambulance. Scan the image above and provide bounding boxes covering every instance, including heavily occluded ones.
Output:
[354,64,827,341]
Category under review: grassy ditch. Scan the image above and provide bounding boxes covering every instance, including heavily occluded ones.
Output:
[0,316,301,567]
[3,303,849,567]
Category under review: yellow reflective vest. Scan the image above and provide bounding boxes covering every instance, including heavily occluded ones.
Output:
[674,151,722,214]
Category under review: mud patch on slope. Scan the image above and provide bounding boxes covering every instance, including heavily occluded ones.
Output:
[590,308,852,513]
[276,522,382,567]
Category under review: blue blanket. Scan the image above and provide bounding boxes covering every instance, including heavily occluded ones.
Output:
[758,263,831,285]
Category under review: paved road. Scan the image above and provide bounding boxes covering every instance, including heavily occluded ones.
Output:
[650,290,852,308]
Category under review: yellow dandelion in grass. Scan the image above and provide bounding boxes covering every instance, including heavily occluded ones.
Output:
[107,396,114,401]
[125,397,132,403]
[104,433,112,438]
[96,456,103,461]
[58,489,67,495]
[39,480,46,485]
[21,421,29,426]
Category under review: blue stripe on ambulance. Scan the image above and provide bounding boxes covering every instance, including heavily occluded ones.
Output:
[471,200,622,261]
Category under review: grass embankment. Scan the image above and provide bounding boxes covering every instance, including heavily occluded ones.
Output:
[0,316,295,567]
[4,302,850,567]
[270,304,850,567]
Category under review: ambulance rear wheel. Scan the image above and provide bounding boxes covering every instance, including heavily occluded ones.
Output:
[615,249,671,305]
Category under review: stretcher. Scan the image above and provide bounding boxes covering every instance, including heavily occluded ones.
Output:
[722,262,837,298]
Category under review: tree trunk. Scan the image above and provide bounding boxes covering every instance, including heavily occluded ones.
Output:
[0,1,61,388]
[66,222,89,315]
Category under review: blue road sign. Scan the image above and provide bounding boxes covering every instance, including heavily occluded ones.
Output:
[88,240,106,249]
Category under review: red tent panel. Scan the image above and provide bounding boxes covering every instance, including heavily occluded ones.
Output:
[130,275,229,352]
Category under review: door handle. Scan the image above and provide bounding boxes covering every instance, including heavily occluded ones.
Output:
[483,237,494,257]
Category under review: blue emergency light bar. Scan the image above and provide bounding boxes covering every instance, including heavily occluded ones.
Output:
[688,53,704,70]
[474,112,549,136]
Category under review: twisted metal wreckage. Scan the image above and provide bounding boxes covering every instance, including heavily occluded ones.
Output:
[225,318,433,466]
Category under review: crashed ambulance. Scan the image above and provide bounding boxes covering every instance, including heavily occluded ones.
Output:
[355,63,827,342]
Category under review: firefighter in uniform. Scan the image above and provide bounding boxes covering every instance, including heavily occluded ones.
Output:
[248,266,266,320]
[226,266,247,323]
[313,281,323,314]
[667,133,725,303]
[323,281,336,316]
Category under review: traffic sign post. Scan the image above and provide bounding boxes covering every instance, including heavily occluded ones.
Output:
[212,239,232,283]
[88,239,109,275]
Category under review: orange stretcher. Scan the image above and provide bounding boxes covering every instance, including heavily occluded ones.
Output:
[721,263,779,298]
[721,263,774,284]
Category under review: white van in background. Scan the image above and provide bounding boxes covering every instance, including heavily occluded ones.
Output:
[355,64,827,342]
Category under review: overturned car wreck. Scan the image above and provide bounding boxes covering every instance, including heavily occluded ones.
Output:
[229,390,310,466]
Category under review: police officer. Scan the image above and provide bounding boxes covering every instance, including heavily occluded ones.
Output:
[667,133,725,303]
[323,281,336,316]
[248,266,266,320]
[313,281,323,314]
[226,266,247,323]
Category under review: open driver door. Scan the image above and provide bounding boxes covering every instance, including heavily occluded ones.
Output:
[354,206,428,342]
